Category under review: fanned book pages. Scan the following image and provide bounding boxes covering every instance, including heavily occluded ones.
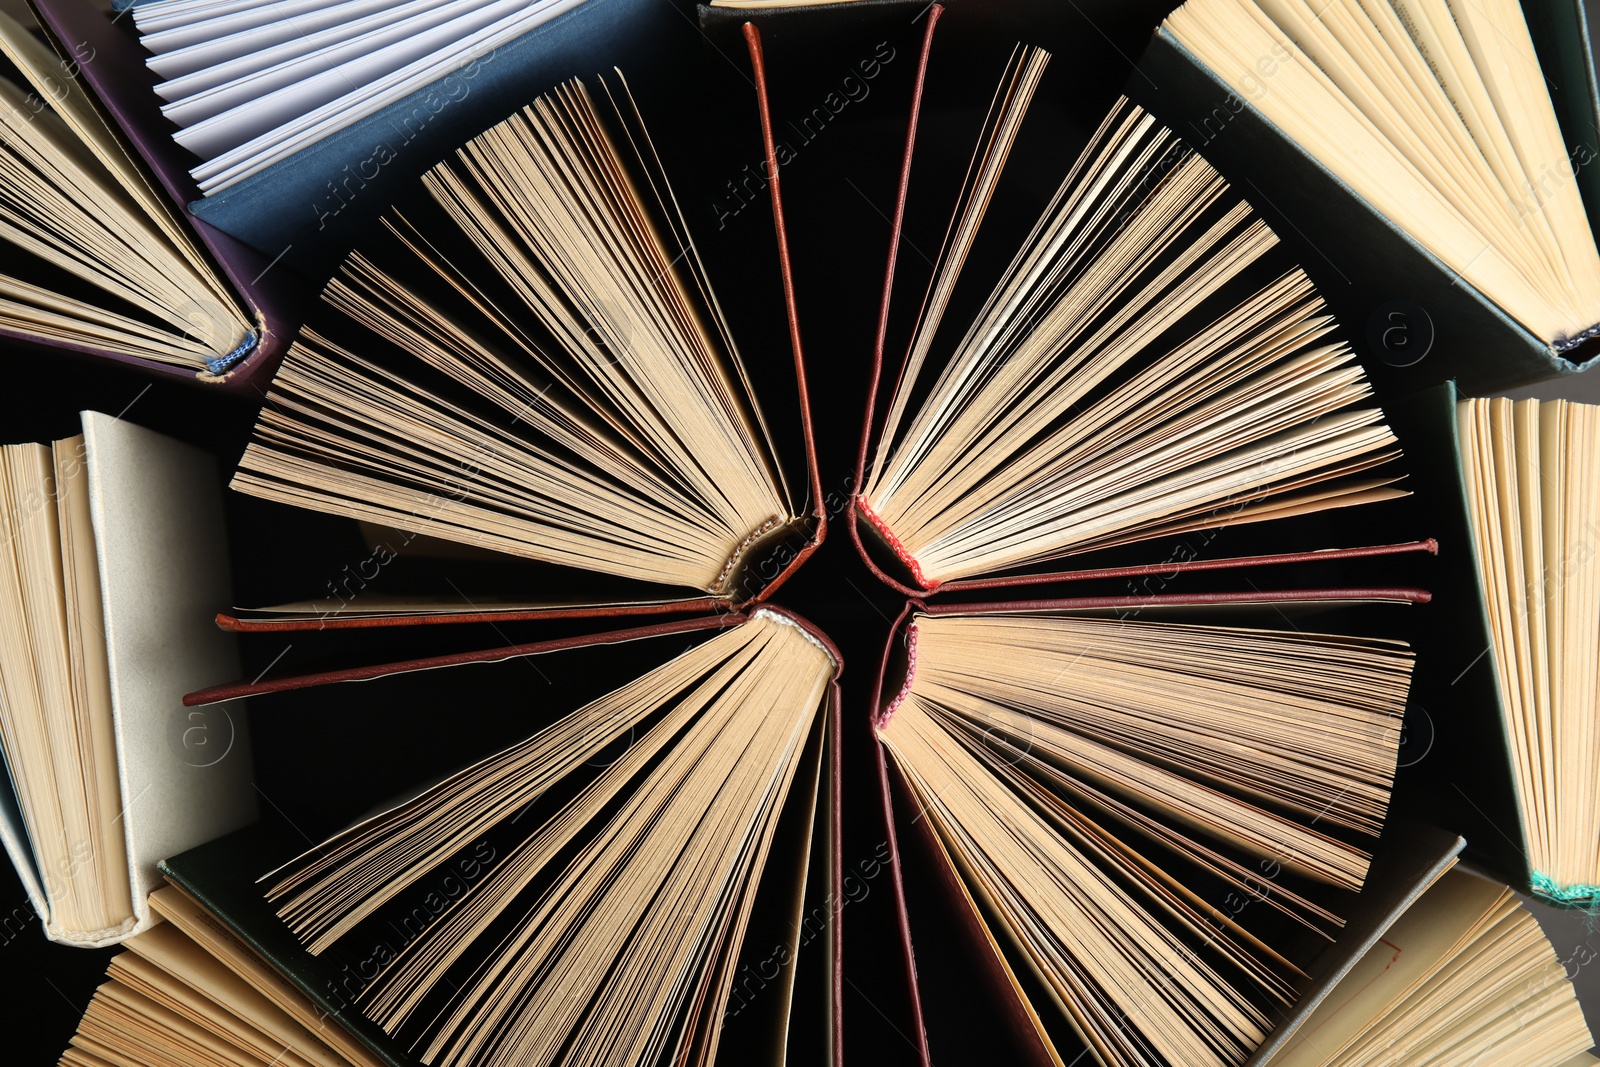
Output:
[1134,0,1600,389]
[0,9,281,381]
[1258,868,1595,1067]
[1163,0,1600,349]
[130,0,590,198]
[854,30,1407,595]
[0,413,254,947]
[1457,394,1600,906]
[872,595,1421,1067]
[232,48,825,618]
[1522,0,1600,253]
[59,887,385,1067]
[0,429,128,944]
[163,609,841,1067]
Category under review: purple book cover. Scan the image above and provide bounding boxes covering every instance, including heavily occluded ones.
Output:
[21,0,304,391]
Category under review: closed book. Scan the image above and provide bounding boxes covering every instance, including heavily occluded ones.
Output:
[1392,381,1600,908]
[0,412,255,947]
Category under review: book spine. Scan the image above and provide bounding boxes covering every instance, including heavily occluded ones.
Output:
[870,741,934,1067]
[710,515,784,595]
[203,329,260,376]
[212,598,726,633]
[741,22,825,526]
[876,621,918,728]
[184,613,748,706]
[750,605,844,672]
[927,587,1431,618]
[855,3,943,489]
[855,497,935,591]
[936,539,1441,593]
[1529,873,1600,909]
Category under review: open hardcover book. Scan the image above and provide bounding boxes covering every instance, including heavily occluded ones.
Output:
[0,4,298,387]
[1395,382,1600,908]
[166,608,841,1067]
[1252,856,1596,1067]
[0,413,254,947]
[1132,0,1600,393]
[127,0,595,206]
[869,590,1437,1067]
[220,24,824,628]
[37,0,688,265]
[60,886,385,1067]
[850,7,1429,597]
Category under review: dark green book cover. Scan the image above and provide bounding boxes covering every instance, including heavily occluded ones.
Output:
[1128,26,1600,398]
[1524,0,1600,233]
[159,826,414,1067]
[1388,381,1598,906]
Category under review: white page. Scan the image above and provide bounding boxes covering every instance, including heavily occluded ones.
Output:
[176,0,530,160]
[194,0,584,193]
[162,0,502,129]
[147,0,415,81]
[133,0,322,35]
[140,0,365,55]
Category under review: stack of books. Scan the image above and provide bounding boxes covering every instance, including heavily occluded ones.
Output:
[0,1,1596,1065]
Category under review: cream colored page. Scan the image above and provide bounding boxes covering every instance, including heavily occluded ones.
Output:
[1553,402,1600,886]
[0,12,208,262]
[1514,400,1558,876]
[52,434,129,923]
[112,952,323,1067]
[0,446,63,925]
[129,924,348,1067]
[1268,872,1507,1067]
[148,888,384,1067]
[1445,0,1600,300]
[4,445,98,931]
[1166,2,1589,340]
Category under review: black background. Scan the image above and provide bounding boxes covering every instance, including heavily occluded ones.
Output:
[5,1,1600,1063]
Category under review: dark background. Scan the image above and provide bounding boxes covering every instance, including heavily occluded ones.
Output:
[4,0,1600,1063]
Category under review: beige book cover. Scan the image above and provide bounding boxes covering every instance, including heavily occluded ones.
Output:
[0,412,255,946]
